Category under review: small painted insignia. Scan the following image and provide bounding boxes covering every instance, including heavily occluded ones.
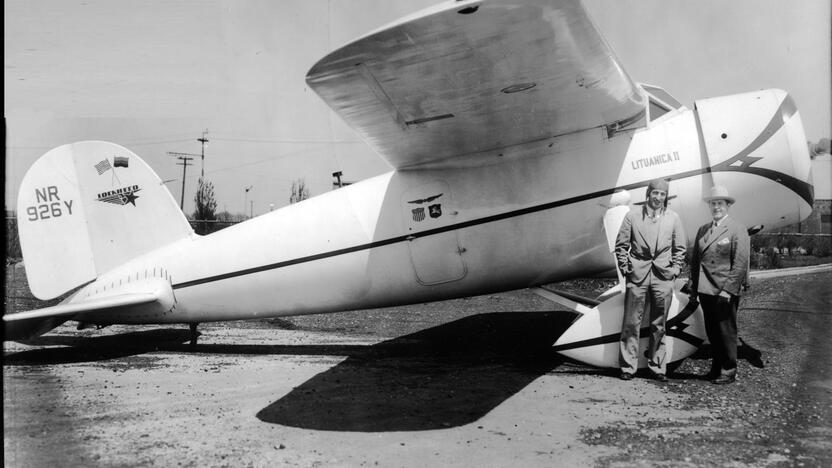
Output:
[95,159,112,175]
[114,156,129,168]
[412,207,425,222]
[428,204,442,218]
[407,193,443,205]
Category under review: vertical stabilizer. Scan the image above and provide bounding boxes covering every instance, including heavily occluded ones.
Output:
[17,141,192,299]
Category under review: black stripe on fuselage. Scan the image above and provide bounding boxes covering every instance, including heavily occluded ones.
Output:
[173,97,812,290]
[172,165,811,290]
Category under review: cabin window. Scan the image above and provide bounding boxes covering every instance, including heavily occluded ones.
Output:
[642,84,682,109]
[649,99,670,121]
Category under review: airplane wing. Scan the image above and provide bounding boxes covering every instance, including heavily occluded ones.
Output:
[306,0,645,169]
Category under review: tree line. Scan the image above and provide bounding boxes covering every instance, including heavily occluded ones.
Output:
[191,177,310,234]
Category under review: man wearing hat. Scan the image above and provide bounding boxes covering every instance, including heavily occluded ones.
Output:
[615,178,686,381]
[689,185,750,384]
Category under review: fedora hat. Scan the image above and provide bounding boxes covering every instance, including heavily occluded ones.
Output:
[703,185,735,204]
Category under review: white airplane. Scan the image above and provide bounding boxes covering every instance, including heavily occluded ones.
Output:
[6,0,813,368]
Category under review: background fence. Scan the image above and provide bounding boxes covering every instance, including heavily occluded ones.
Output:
[5,217,241,263]
[5,217,831,267]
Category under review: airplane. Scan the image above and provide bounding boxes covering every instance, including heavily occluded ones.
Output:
[5,0,813,369]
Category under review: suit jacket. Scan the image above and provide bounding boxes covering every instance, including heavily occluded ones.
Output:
[690,216,750,296]
[615,206,686,284]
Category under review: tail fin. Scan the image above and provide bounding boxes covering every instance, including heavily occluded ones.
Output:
[17,141,192,300]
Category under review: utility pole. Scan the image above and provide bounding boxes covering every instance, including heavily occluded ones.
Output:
[250,200,254,218]
[168,151,201,210]
[244,185,253,218]
[197,129,209,178]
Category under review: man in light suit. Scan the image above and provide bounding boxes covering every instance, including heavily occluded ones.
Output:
[615,179,686,381]
[689,185,750,384]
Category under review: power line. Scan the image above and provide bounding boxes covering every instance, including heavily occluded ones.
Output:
[209,137,363,144]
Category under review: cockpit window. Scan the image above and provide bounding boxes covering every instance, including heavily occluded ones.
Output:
[649,98,670,121]
[640,83,683,123]
[642,84,682,109]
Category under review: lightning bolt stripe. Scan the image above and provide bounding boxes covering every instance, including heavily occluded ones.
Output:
[708,94,813,206]
[551,300,704,352]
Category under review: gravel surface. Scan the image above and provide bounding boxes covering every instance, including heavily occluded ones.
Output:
[4,265,830,467]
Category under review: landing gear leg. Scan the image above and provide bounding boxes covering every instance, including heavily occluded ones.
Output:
[189,322,200,347]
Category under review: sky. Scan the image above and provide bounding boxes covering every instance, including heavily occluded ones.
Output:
[5,0,830,216]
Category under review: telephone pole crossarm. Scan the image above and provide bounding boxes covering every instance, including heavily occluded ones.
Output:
[197,130,209,178]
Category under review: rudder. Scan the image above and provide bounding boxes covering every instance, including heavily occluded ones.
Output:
[17,141,192,299]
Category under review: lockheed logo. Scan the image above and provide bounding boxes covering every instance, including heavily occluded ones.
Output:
[97,185,141,206]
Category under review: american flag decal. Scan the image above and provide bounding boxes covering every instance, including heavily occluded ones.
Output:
[412,207,425,222]
[114,156,129,168]
[95,159,112,175]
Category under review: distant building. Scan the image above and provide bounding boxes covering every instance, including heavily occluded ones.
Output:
[785,153,831,235]
[769,152,832,256]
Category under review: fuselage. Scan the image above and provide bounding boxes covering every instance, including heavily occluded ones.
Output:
[81,87,813,324]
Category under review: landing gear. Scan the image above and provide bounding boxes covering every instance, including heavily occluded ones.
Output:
[189,322,200,347]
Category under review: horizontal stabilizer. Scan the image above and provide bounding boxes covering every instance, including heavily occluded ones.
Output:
[4,293,158,322]
[4,278,175,341]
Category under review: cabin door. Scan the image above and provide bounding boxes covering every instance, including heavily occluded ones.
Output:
[401,180,467,285]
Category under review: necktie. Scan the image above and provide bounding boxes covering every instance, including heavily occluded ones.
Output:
[704,223,716,243]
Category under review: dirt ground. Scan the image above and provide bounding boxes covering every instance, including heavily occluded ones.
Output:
[3,266,831,467]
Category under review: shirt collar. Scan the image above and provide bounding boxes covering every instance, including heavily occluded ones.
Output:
[644,205,664,219]
[713,215,728,228]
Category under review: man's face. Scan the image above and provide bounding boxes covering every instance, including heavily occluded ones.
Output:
[709,199,730,221]
[647,189,667,210]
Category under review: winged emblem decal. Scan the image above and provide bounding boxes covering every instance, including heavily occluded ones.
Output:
[407,193,443,205]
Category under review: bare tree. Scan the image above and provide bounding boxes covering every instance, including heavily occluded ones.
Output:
[193,177,218,234]
[289,178,311,204]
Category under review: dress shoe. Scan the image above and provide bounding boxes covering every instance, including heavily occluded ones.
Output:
[712,374,736,385]
[704,365,721,381]
[619,372,634,381]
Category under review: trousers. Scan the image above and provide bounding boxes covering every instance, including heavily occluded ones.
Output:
[619,274,673,375]
[698,293,739,377]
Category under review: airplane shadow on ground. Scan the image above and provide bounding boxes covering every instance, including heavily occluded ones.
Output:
[6,311,580,431]
[256,312,577,432]
[2,329,194,365]
[2,329,390,365]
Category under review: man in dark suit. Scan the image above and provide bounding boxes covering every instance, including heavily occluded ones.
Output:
[615,179,686,381]
[689,185,750,384]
